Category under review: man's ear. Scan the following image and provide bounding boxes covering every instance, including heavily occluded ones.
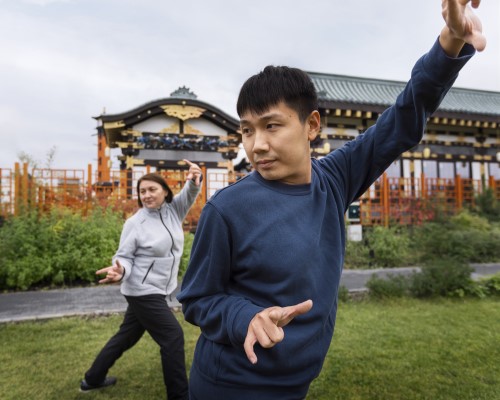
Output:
[307,110,321,141]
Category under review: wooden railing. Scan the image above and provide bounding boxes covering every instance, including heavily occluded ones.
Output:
[1,163,498,228]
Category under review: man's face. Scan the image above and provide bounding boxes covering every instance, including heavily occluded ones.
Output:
[239,102,320,185]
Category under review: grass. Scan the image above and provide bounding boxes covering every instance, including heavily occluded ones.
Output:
[0,298,499,400]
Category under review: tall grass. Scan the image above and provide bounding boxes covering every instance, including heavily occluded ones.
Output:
[0,298,499,399]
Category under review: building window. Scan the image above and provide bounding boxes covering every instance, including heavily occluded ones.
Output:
[490,163,500,179]
[439,162,454,179]
[385,160,401,177]
[423,160,437,178]
[455,161,470,178]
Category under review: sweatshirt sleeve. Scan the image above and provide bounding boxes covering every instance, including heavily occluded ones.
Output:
[319,38,475,210]
[170,179,201,220]
[112,218,136,282]
[178,203,263,346]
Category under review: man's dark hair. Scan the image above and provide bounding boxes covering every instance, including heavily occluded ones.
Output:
[136,173,173,207]
[236,66,318,123]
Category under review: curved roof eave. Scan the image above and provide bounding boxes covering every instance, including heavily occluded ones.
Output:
[93,97,240,132]
[310,71,500,121]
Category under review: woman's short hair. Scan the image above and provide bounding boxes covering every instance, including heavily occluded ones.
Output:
[136,173,173,207]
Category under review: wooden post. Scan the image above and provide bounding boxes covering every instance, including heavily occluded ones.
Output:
[200,165,207,205]
[455,175,463,211]
[382,173,390,227]
[421,173,427,199]
[22,162,29,212]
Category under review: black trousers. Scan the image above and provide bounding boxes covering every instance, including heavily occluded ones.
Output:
[85,294,188,400]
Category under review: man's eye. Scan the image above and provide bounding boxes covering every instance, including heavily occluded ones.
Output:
[242,128,252,135]
[267,123,278,130]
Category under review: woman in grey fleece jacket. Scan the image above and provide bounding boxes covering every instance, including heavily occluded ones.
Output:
[81,160,202,400]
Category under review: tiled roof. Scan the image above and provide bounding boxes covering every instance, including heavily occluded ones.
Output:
[308,72,500,117]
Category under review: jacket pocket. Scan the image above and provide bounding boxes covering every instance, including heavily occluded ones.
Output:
[141,261,155,284]
[137,256,174,291]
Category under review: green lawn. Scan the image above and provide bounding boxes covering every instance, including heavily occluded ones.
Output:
[1,298,499,400]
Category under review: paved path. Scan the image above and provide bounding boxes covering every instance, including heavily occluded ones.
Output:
[1,264,499,323]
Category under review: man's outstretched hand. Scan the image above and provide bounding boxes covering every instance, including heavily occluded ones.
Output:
[441,0,486,53]
[244,299,313,364]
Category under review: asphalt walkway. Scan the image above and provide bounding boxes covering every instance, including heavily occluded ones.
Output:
[1,263,499,324]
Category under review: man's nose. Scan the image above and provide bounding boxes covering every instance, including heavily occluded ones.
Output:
[252,131,269,153]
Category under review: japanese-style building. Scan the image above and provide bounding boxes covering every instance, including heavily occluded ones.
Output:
[310,72,500,182]
[93,74,500,226]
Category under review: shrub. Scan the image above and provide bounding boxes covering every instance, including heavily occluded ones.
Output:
[412,211,500,264]
[0,207,123,290]
[344,239,370,269]
[473,188,500,222]
[367,273,409,299]
[337,285,350,302]
[408,258,475,298]
[364,226,410,268]
[477,273,500,297]
[179,232,194,280]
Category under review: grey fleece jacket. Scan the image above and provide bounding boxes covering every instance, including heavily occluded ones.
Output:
[114,179,200,297]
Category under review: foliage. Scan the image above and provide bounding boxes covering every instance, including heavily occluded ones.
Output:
[473,187,500,222]
[408,258,475,298]
[366,273,409,299]
[362,225,411,268]
[344,239,370,269]
[16,146,57,170]
[477,273,500,297]
[179,232,194,280]
[411,210,500,264]
[337,285,350,303]
[0,207,123,290]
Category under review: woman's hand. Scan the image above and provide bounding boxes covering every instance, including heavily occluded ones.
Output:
[184,159,203,186]
[96,260,124,284]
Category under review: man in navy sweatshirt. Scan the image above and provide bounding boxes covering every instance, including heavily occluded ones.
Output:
[178,1,487,399]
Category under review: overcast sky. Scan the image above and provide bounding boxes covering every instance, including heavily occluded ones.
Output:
[1,0,498,171]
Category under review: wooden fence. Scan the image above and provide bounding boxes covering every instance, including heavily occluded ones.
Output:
[1,162,498,229]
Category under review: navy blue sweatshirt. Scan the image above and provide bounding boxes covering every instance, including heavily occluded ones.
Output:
[179,39,474,400]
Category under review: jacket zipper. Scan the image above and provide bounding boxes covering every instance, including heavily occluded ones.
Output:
[159,211,176,290]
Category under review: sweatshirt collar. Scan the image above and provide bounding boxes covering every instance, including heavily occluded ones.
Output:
[143,200,168,214]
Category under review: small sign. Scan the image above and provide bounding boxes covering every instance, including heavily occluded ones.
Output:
[347,224,363,242]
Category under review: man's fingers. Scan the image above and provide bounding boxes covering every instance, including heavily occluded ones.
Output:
[243,332,258,364]
[293,299,314,315]
[469,0,481,8]
[469,33,486,51]
[277,300,313,327]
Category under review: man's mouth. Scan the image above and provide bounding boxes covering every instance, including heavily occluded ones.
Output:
[256,159,275,169]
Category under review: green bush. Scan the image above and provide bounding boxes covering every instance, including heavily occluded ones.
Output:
[412,210,500,264]
[364,226,411,268]
[0,207,123,290]
[367,273,409,299]
[337,285,350,302]
[179,232,194,280]
[408,258,475,298]
[344,239,370,269]
[477,273,500,297]
[473,188,500,222]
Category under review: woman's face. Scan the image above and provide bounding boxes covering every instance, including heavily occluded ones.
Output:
[139,180,168,209]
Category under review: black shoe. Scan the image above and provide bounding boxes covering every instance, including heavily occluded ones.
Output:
[80,376,117,392]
